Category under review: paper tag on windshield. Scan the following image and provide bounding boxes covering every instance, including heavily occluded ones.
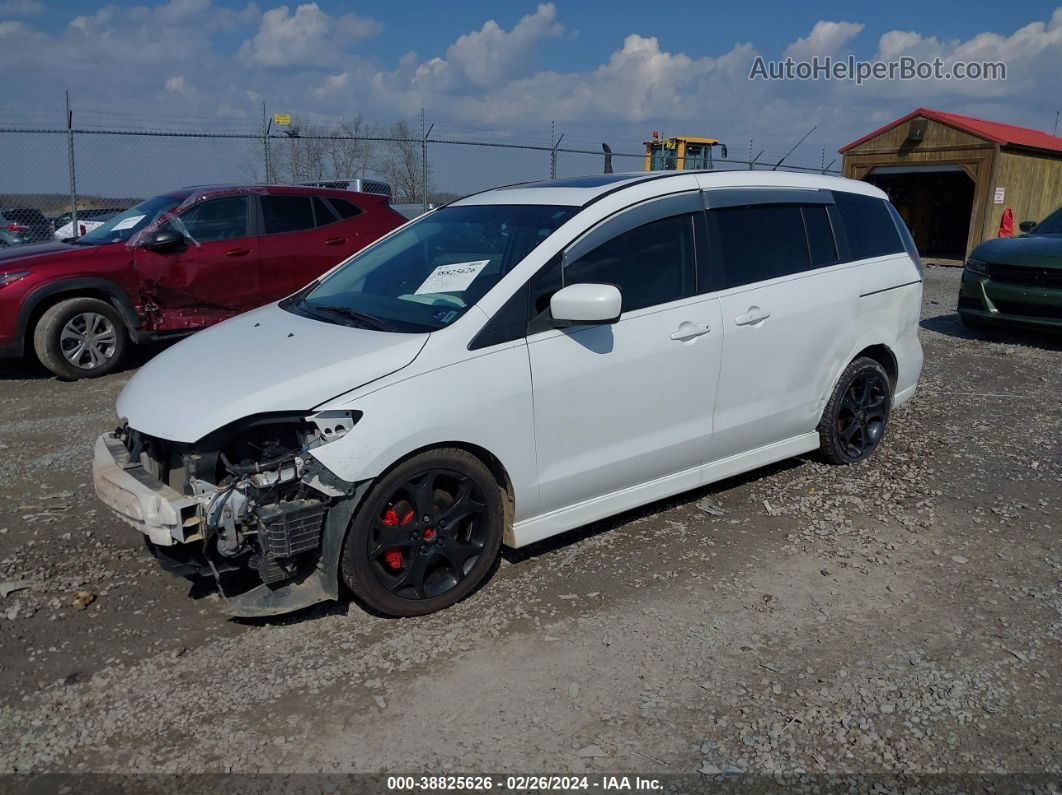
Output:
[111,214,145,231]
[414,260,489,295]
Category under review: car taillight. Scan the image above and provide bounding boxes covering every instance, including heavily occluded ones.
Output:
[6,223,27,233]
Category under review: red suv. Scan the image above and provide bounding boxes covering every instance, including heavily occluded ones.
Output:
[0,185,406,379]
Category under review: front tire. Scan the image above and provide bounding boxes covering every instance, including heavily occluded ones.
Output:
[341,448,504,617]
[32,297,128,380]
[818,357,892,465]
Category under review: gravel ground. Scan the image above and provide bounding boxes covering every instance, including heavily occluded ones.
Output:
[0,266,1059,780]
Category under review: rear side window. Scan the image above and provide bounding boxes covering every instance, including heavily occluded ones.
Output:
[563,214,695,313]
[711,205,810,288]
[262,195,315,235]
[803,205,839,267]
[312,197,338,227]
[327,198,362,220]
[833,191,903,260]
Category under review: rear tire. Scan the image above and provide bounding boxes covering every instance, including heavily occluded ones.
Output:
[818,357,892,465]
[32,297,128,380]
[341,448,504,617]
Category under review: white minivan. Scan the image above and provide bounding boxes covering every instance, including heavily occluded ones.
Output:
[92,171,923,617]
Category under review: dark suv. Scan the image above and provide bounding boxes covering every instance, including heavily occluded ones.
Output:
[0,184,406,379]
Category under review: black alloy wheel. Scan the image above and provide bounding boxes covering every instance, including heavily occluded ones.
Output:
[819,357,892,464]
[341,449,504,617]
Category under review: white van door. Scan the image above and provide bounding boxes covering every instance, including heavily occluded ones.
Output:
[527,206,723,515]
[706,196,859,460]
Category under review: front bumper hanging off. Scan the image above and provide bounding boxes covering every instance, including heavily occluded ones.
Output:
[91,431,367,617]
[92,433,199,547]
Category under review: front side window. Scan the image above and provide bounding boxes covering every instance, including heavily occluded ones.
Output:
[561,214,696,313]
[833,191,903,260]
[289,204,576,333]
[262,195,315,235]
[77,193,185,245]
[711,205,811,288]
[177,196,249,243]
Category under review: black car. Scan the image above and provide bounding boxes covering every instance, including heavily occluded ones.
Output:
[958,206,1062,334]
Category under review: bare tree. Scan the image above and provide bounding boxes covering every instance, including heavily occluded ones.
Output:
[267,115,376,184]
[325,116,375,178]
[380,120,428,204]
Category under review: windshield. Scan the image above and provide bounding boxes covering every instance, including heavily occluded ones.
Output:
[1031,207,1062,235]
[289,204,576,332]
[77,194,185,245]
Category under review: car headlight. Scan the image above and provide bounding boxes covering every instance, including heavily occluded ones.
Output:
[964,258,989,277]
[0,271,29,287]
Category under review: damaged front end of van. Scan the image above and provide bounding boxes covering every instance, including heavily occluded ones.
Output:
[93,409,370,617]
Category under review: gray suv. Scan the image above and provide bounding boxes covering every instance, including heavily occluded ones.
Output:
[0,207,52,246]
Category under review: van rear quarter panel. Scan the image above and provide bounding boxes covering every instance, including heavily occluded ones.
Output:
[855,253,924,401]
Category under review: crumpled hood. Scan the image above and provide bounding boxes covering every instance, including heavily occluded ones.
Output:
[972,235,1062,268]
[117,303,429,443]
[0,240,104,269]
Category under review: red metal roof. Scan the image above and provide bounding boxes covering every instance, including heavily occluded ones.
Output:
[838,107,1062,154]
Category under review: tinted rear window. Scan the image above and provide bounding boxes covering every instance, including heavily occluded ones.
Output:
[312,196,337,227]
[327,198,361,220]
[712,205,810,288]
[833,191,903,260]
[262,195,315,234]
[803,205,839,267]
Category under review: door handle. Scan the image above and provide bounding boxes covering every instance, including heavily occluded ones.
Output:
[735,306,771,326]
[324,236,348,246]
[225,247,252,257]
[669,321,711,341]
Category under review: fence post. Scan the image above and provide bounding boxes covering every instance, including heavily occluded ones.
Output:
[65,91,78,235]
[262,102,273,183]
[550,121,555,179]
[550,130,564,180]
[420,108,432,213]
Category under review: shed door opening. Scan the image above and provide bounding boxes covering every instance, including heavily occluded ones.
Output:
[865,166,974,261]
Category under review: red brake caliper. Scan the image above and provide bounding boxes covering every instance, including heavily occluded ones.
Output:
[381,505,415,570]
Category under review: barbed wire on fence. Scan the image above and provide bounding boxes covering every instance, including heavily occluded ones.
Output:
[1,106,843,225]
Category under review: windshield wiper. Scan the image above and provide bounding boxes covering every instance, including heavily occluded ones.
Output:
[310,304,395,332]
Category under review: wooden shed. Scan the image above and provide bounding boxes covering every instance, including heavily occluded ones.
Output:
[839,108,1062,262]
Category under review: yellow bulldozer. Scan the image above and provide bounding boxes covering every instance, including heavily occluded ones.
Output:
[643,132,727,171]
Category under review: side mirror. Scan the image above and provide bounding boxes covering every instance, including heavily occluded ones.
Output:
[1018,220,1036,233]
[550,283,622,325]
[143,226,185,251]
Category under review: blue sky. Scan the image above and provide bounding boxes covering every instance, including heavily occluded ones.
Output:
[1,1,1060,197]
[24,0,1062,72]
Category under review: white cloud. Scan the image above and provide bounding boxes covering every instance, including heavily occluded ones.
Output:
[784,21,864,59]
[443,3,563,87]
[1,1,1060,176]
[314,71,349,97]
[238,3,380,67]
[0,0,43,16]
[165,75,191,94]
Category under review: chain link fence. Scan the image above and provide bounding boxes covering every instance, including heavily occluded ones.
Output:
[0,107,841,247]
